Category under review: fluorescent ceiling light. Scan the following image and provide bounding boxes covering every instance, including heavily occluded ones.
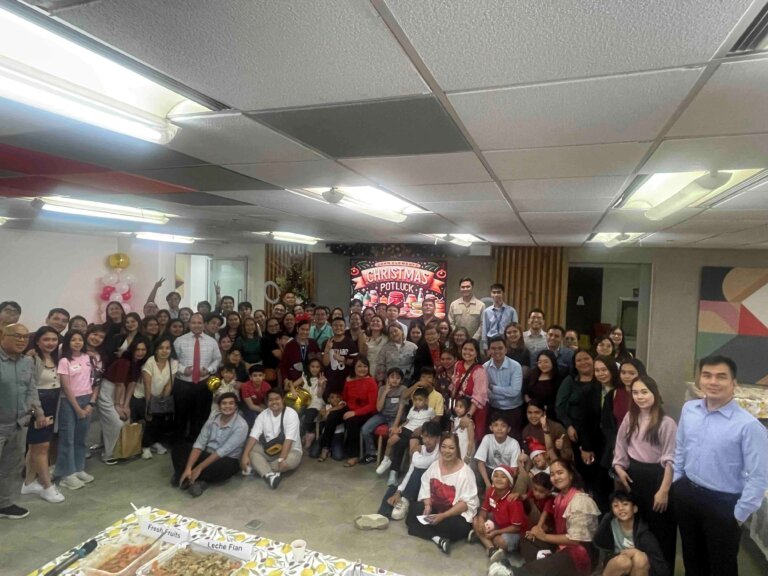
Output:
[135,232,195,244]
[0,217,7,226]
[619,169,762,220]
[426,233,484,246]
[38,196,171,224]
[0,6,209,142]
[589,232,644,247]
[271,231,320,245]
[303,186,429,223]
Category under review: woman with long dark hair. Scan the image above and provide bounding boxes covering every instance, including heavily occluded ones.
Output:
[140,336,177,459]
[22,327,65,503]
[55,330,97,490]
[451,339,488,445]
[504,321,531,369]
[219,312,241,343]
[523,349,561,421]
[613,375,677,569]
[520,459,600,575]
[449,326,470,358]
[609,325,633,363]
[234,316,262,368]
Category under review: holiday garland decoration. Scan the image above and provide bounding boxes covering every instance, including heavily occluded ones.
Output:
[327,243,455,259]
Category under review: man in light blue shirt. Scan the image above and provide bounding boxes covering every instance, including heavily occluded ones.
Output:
[673,355,768,576]
[481,283,518,349]
[483,335,524,441]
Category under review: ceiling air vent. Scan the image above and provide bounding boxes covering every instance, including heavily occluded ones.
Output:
[730,3,768,53]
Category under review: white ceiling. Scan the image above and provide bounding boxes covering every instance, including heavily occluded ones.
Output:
[1,0,767,250]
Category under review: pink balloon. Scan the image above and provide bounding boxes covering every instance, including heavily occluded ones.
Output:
[122,289,132,301]
[100,291,111,302]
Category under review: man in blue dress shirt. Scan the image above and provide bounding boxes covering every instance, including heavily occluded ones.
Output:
[483,335,524,442]
[481,283,518,350]
[673,355,768,576]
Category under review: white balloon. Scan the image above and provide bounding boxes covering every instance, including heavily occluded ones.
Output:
[109,293,123,303]
[115,282,129,293]
[101,272,119,286]
[122,303,131,314]
[121,273,136,285]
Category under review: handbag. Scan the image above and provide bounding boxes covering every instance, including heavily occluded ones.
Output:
[113,422,143,459]
[149,394,174,415]
[259,409,286,456]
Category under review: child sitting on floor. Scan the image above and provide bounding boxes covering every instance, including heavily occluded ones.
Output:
[451,397,475,463]
[376,387,435,485]
[594,490,670,576]
[471,465,527,563]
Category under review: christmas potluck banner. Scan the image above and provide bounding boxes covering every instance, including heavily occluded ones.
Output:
[350,259,447,319]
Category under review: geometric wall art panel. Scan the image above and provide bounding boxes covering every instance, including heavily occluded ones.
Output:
[697,266,768,385]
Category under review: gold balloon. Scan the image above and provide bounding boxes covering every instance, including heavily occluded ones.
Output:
[108,253,131,269]
[207,376,222,393]
[285,386,312,411]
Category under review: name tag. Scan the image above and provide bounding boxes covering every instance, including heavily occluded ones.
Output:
[70,364,82,372]
[195,538,254,561]
[489,498,496,507]
[140,520,190,544]
[390,397,400,404]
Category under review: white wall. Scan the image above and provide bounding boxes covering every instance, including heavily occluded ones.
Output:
[600,265,640,327]
[0,228,119,325]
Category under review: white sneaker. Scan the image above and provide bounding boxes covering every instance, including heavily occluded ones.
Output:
[40,484,65,503]
[20,480,44,495]
[60,475,85,490]
[391,497,409,520]
[75,471,94,484]
[142,448,153,460]
[375,456,392,475]
[387,470,398,486]
[152,442,167,455]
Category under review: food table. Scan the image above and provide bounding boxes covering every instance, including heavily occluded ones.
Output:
[30,508,404,576]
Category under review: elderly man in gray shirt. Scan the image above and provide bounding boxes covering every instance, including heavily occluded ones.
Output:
[0,323,45,519]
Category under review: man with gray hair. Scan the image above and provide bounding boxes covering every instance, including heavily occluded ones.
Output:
[0,323,45,519]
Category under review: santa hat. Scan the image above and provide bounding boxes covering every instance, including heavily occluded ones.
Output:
[527,437,547,459]
[492,465,517,485]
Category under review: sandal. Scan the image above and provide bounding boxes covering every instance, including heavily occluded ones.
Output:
[317,448,330,462]
[344,458,359,468]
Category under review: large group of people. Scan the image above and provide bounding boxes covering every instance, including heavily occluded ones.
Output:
[1,274,767,576]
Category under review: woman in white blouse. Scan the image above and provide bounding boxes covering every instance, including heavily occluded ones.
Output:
[139,336,178,459]
[405,432,479,554]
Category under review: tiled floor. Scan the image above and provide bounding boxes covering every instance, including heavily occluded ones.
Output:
[4,453,767,575]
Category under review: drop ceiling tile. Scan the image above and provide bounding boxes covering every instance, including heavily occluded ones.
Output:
[167,114,321,165]
[501,177,624,212]
[669,58,768,138]
[250,97,469,158]
[134,166,277,191]
[596,208,702,233]
[58,0,428,109]
[483,234,535,245]
[711,184,768,210]
[485,143,650,180]
[226,161,371,189]
[389,182,502,203]
[696,208,768,220]
[534,234,589,246]
[640,231,716,245]
[148,192,253,206]
[385,0,747,90]
[665,216,766,234]
[642,134,768,173]
[449,68,702,150]
[702,226,768,245]
[340,152,491,186]
[424,200,511,216]
[0,124,205,171]
[520,211,603,233]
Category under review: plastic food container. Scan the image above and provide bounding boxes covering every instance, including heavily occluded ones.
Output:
[77,532,166,576]
[135,542,246,576]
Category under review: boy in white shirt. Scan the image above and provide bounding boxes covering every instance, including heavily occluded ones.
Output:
[376,388,435,485]
[474,413,521,490]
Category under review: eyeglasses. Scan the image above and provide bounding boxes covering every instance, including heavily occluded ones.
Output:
[5,333,30,341]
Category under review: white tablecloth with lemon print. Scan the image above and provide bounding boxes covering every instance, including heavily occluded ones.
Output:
[30,508,403,576]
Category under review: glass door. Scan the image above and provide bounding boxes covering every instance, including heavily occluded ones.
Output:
[209,257,248,305]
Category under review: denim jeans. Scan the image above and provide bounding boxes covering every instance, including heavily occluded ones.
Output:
[361,413,393,456]
[55,394,91,478]
[377,467,426,517]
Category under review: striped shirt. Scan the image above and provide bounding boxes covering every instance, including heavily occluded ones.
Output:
[173,332,221,382]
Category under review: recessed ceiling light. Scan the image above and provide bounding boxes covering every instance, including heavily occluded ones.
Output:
[617,169,763,220]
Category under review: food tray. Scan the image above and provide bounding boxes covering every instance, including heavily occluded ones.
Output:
[77,532,166,576]
[135,541,245,576]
